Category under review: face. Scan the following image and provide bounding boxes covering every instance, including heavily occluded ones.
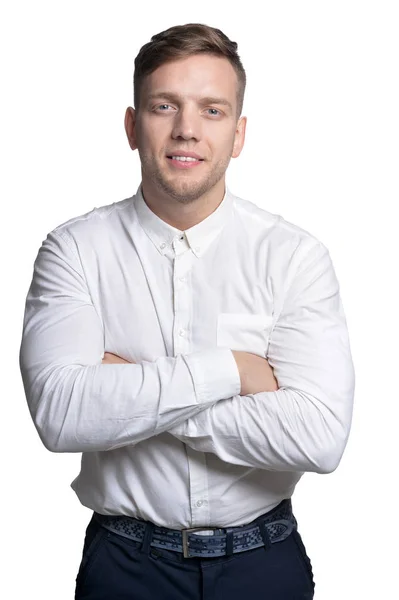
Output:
[125,53,246,205]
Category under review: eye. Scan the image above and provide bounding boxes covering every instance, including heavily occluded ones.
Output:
[205,108,221,116]
[155,104,174,112]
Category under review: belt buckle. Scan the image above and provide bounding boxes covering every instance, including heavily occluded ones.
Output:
[181,527,220,558]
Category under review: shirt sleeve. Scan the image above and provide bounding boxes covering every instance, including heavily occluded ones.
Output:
[19,230,241,453]
[168,242,355,474]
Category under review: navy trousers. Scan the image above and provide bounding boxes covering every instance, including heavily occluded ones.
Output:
[75,512,315,599]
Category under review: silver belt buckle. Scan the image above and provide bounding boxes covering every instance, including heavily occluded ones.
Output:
[181,527,220,558]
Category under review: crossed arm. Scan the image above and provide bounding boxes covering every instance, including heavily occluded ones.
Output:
[19,230,355,474]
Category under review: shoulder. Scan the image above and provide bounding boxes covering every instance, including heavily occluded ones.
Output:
[50,195,134,241]
[231,191,328,259]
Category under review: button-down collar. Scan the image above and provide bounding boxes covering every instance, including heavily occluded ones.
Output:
[134,184,233,258]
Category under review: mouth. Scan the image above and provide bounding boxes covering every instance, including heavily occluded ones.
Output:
[166,155,204,169]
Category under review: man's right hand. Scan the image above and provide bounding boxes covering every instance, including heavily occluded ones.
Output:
[232,351,279,395]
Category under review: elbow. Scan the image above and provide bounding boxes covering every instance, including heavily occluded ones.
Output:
[39,434,64,454]
[27,399,78,453]
[33,418,73,453]
[25,391,68,452]
[310,427,350,475]
[312,447,343,474]
[24,365,88,453]
[285,387,353,475]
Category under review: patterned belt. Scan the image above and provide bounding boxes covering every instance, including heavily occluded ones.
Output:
[94,498,296,558]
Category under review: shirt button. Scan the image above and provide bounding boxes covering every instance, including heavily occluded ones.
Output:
[160,242,166,249]
[179,276,186,282]
[196,500,203,507]
[179,329,185,337]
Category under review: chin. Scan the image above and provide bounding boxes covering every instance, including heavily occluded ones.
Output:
[161,178,211,203]
[169,185,205,202]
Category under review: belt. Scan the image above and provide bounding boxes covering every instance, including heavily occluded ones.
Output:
[94,498,296,558]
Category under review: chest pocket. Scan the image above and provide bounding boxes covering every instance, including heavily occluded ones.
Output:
[216,313,273,358]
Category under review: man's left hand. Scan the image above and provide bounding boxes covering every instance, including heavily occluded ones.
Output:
[102,352,134,364]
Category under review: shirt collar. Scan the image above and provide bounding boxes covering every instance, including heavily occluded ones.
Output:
[133,183,234,258]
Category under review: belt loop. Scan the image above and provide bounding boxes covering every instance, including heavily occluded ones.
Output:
[225,529,234,557]
[258,520,272,552]
[140,521,155,555]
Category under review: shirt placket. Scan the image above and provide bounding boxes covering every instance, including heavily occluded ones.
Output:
[172,234,211,527]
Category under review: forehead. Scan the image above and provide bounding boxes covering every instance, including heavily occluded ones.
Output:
[141,54,238,103]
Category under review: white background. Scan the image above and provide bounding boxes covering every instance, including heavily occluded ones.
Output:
[1,1,398,598]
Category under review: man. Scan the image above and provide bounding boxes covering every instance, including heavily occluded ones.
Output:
[19,22,355,599]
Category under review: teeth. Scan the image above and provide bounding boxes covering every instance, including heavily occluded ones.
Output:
[171,156,199,162]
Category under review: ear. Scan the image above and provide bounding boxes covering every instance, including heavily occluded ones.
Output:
[124,107,138,151]
[232,116,247,159]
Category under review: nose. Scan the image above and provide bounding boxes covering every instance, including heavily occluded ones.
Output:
[171,105,201,142]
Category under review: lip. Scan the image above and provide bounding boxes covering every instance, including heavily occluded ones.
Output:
[166,151,204,160]
[167,157,203,169]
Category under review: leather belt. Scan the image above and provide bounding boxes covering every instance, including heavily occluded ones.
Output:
[94,498,296,558]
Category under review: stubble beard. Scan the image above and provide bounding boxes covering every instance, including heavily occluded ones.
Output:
[140,153,232,205]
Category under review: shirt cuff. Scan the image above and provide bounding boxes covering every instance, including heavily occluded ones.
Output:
[183,347,241,407]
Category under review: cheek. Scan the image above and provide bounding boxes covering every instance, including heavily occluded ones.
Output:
[209,130,237,157]
[137,122,169,155]
[206,121,236,144]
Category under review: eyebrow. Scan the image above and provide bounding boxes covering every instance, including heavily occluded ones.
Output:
[146,92,233,111]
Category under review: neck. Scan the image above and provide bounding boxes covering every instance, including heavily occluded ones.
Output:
[140,178,226,230]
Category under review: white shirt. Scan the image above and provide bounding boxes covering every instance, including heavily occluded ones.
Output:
[19,184,355,529]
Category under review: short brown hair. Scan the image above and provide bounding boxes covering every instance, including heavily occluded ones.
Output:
[133,23,246,118]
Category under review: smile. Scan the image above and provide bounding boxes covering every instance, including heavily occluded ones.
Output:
[166,156,204,168]
[170,156,199,162]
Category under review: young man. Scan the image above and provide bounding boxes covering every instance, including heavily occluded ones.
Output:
[19,23,355,599]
